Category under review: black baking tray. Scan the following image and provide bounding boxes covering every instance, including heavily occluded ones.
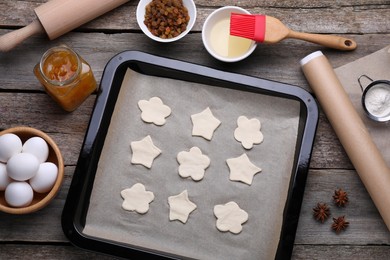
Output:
[61,51,319,259]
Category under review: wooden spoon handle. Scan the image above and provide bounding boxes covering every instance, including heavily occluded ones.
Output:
[288,30,357,51]
[0,20,44,52]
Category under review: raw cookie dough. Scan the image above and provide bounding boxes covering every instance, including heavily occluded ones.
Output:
[234,116,264,149]
[168,190,197,223]
[130,135,161,168]
[214,201,248,234]
[121,183,155,214]
[177,147,211,181]
[191,107,221,140]
[138,97,172,126]
[226,153,262,185]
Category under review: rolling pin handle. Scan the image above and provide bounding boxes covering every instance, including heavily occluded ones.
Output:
[0,20,45,52]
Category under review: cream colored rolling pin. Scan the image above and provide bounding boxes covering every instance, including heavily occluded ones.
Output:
[300,51,390,231]
[0,0,129,52]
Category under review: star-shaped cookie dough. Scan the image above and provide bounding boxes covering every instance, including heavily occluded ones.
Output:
[177,147,211,181]
[226,153,262,185]
[121,183,155,214]
[168,190,197,223]
[214,201,248,234]
[130,135,161,168]
[234,116,264,149]
[138,97,172,126]
[191,107,221,141]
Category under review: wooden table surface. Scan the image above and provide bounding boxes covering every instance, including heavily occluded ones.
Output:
[1,0,390,259]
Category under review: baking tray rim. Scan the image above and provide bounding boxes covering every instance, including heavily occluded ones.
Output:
[61,50,319,260]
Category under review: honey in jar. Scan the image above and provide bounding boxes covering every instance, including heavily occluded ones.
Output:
[34,45,97,112]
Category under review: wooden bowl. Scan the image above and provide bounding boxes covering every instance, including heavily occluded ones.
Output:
[0,126,64,214]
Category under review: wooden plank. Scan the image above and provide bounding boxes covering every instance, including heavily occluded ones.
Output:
[0,96,353,171]
[1,243,389,260]
[0,244,116,259]
[2,165,389,245]
[310,113,353,169]
[0,1,389,34]
[0,166,73,242]
[0,32,389,92]
[0,86,384,243]
[0,96,95,166]
[0,244,390,259]
[296,170,390,244]
[0,34,389,170]
[0,87,370,170]
[292,245,390,259]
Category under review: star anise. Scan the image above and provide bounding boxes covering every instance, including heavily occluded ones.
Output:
[331,215,349,233]
[333,188,348,207]
[312,202,331,223]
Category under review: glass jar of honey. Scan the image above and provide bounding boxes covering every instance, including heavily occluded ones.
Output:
[34,45,97,112]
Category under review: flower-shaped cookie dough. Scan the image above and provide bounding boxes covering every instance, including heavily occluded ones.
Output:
[177,147,210,181]
[168,190,197,223]
[138,97,172,126]
[226,153,262,185]
[234,116,264,149]
[214,201,248,234]
[130,135,161,168]
[121,183,155,214]
[191,107,221,141]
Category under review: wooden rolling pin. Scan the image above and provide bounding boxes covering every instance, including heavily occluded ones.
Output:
[300,51,390,231]
[0,0,129,52]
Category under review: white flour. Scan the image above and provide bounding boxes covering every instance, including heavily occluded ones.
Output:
[364,84,390,118]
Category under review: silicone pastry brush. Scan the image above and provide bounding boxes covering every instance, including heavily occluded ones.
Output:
[0,0,129,52]
[230,13,357,51]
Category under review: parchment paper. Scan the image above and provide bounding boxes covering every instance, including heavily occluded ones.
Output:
[335,45,390,165]
[83,68,301,260]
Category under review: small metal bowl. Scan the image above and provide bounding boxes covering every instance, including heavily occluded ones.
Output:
[0,126,64,214]
[361,80,390,122]
[136,0,197,43]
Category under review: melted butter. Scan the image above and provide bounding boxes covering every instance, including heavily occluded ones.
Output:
[209,18,253,58]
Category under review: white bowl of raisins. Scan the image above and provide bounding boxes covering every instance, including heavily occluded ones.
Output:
[137,0,197,42]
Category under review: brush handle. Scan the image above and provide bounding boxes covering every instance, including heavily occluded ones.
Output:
[0,20,44,52]
[288,30,357,51]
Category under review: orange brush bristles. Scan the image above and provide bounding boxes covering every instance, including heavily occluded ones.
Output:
[230,13,266,42]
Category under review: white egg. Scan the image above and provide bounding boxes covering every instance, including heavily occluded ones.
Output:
[29,162,58,193]
[22,136,49,163]
[0,162,12,191]
[7,153,40,181]
[4,181,34,207]
[0,133,23,163]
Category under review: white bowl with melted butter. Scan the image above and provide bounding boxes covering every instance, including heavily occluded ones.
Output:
[202,6,257,62]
